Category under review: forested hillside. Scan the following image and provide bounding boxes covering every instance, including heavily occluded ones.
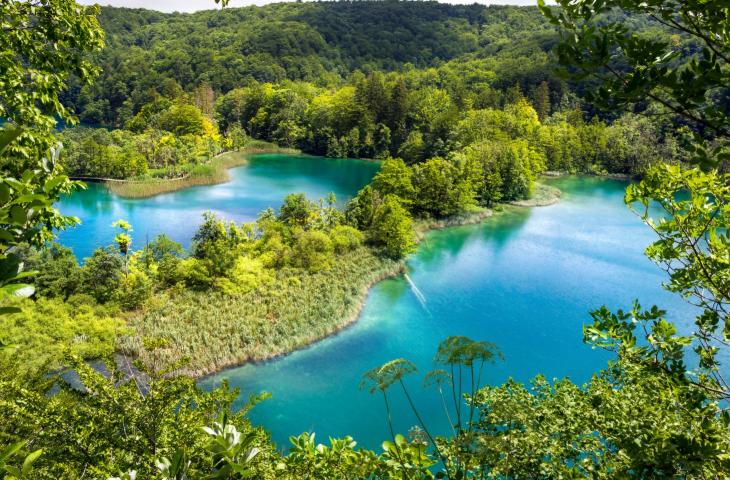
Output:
[63,2,564,127]
[57,1,688,191]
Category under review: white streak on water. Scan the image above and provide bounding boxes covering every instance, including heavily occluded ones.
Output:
[404,273,430,315]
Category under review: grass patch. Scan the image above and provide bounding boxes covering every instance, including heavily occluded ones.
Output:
[117,247,401,377]
[107,143,299,199]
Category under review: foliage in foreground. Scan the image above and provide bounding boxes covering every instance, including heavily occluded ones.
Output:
[0,357,282,479]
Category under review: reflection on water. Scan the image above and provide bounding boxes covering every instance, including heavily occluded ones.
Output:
[201,176,698,450]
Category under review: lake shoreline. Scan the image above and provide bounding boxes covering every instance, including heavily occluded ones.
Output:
[193,260,406,381]
[195,188,560,381]
[194,211,494,381]
[543,170,639,181]
[76,145,300,199]
[509,181,562,207]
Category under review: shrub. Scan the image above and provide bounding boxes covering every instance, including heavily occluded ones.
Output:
[215,256,274,295]
[280,193,316,228]
[176,258,213,289]
[82,247,124,303]
[0,298,123,374]
[156,253,183,286]
[143,234,185,263]
[25,243,83,299]
[330,225,364,253]
[292,230,334,272]
[115,271,153,310]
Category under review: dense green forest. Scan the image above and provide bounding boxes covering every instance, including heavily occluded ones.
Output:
[63,2,562,126]
[56,2,688,193]
[1,0,730,478]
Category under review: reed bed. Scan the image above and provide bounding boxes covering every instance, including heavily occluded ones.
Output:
[107,144,299,199]
[115,194,544,377]
[118,247,401,377]
[509,182,561,207]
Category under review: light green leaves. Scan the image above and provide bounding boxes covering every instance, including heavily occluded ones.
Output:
[1,0,103,161]
[381,433,436,477]
[0,127,23,156]
[361,358,417,393]
[0,441,43,479]
[112,219,133,256]
[203,415,261,479]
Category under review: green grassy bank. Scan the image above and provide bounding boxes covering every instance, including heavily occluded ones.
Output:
[105,143,299,199]
[115,206,517,377]
[118,247,402,377]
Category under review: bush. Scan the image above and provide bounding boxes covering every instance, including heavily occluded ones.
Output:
[0,298,123,374]
[215,255,274,295]
[292,230,335,272]
[280,193,316,228]
[330,225,364,253]
[156,253,183,286]
[82,247,124,303]
[176,258,213,289]
[24,243,83,299]
[143,234,185,263]
[115,271,153,310]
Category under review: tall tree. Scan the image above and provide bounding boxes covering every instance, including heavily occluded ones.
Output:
[1,0,104,163]
[531,81,551,120]
[371,195,415,259]
[539,0,730,170]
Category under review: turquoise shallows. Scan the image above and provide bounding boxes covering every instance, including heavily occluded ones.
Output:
[56,153,380,260]
[56,160,694,451]
[201,175,695,450]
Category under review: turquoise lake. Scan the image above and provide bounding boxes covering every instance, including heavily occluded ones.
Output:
[56,153,380,260]
[57,155,696,450]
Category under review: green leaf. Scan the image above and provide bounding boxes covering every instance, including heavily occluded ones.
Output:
[21,449,42,476]
[0,183,10,204]
[43,175,69,194]
[0,440,25,464]
[9,205,28,225]
[0,126,23,155]
[4,465,21,478]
